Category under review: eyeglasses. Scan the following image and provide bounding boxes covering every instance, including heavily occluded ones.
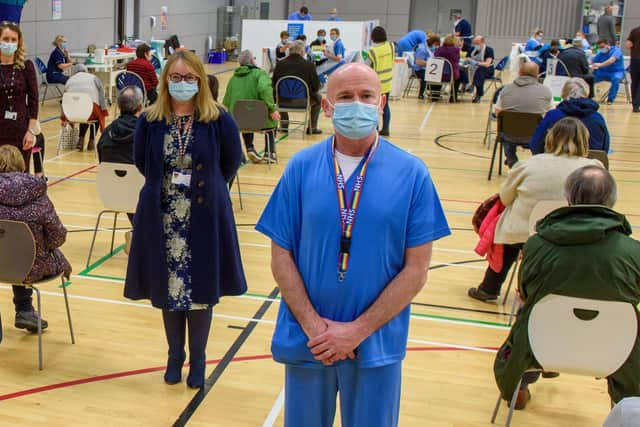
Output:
[168,73,199,84]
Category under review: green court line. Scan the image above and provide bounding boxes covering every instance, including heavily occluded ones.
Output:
[78,244,125,276]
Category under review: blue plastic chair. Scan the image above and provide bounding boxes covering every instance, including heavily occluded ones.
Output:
[35,57,64,106]
[275,76,310,136]
[486,56,509,91]
[115,71,147,104]
[150,54,161,72]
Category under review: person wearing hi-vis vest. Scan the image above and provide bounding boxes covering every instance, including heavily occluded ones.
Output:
[368,26,394,136]
[256,63,450,427]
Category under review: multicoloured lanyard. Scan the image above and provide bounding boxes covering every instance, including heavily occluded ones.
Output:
[332,135,380,282]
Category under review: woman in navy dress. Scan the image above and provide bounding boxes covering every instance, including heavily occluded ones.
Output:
[124,50,247,388]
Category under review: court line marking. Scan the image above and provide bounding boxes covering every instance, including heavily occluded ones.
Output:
[0,345,496,403]
[419,103,435,131]
[262,387,285,427]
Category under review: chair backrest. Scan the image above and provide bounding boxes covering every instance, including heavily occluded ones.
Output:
[427,57,454,85]
[528,200,567,235]
[35,57,48,74]
[96,162,145,212]
[232,100,271,132]
[495,56,509,71]
[548,58,571,77]
[588,150,609,170]
[276,76,309,101]
[497,111,542,145]
[528,294,638,377]
[0,220,36,283]
[116,71,146,97]
[62,92,94,123]
[150,54,161,71]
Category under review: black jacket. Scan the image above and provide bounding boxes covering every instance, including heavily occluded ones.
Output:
[272,53,321,102]
[97,113,137,164]
[558,47,590,76]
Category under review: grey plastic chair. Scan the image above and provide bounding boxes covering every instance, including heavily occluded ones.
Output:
[0,220,75,370]
[232,99,278,169]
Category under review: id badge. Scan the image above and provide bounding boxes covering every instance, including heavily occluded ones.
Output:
[171,171,191,187]
[4,111,17,120]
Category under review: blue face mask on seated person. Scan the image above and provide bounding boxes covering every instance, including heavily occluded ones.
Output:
[330,35,337,42]
[600,47,609,54]
[328,100,380,140]
[168,81,199,102]
[61,42,68,49]
[0,42,18,56]
[318,36,325,42]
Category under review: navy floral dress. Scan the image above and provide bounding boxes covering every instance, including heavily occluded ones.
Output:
[161,116,207,311]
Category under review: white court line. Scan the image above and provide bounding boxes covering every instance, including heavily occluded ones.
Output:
[407,338,497,353]
[419,103,435,131]
[44,149,78,163]
[263,388,285,427]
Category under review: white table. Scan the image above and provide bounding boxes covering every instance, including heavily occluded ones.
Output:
[70,51,137,103]
[390,57,409,100]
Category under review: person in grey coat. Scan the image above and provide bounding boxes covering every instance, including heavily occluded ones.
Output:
[597,6,618,45]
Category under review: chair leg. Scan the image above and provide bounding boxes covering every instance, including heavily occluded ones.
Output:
[501,256,519,306]
[505,378,523,427]
[110,212,118,254]
[235,174,244,210]
[61,277,75,344]
[488,138,500,180]
[491,392,502,423]
[42,84,48,107]
[86,210,106,267]
[33,286,43,370]
[498,141,504,176]
[508,292,520,326]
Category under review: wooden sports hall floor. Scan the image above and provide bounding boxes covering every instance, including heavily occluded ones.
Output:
[0,63,638,427]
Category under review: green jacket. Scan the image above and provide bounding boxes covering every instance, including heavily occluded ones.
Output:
[222,65,278,129]
[494,206,640,402]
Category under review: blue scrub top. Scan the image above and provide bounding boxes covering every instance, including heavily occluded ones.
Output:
[593,46,625,73]
[288,11,312,21]
[47,47,66,75]
[454,19,472,38]
[525,38,542,53]
[332,39,345,58]
[256,137,451,368]
[413,45,431,71]
[397,30,427,51]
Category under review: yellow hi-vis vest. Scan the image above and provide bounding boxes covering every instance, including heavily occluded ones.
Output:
[368,41,395,93]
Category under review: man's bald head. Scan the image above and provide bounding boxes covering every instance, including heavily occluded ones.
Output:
[473,35,485,44]
[565,165,617,207]
[326,63,381,102]
[519,61,539,78]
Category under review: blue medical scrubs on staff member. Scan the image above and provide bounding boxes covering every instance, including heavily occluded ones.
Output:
[591,38,625,105]
[288,6,312,20]
[395,30,426,57]
[256,63,451,427]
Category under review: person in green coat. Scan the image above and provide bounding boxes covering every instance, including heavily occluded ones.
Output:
[494,165,640,410]
[223,50,280,163]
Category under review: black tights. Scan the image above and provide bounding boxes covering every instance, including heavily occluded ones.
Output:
[478,244,523,296]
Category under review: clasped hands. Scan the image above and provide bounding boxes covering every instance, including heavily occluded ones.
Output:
[307,318,364,366]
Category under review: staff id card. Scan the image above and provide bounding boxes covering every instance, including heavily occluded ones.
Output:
[4,111,17,120]
[171,171,191,186]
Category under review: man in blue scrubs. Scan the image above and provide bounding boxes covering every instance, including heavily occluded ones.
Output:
[395,30,426,57]
[288,6,312,21]
[256,63,451,427]
[592,38,626,104]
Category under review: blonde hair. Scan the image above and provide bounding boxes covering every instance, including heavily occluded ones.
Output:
[0,22,26,70]
[544,117,589,157]
[146,50,222,123]
[0,145,25,172]
[53,35,65,47]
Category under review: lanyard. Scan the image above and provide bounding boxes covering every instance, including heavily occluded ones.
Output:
[171,114,193,167]
[331,135,379,282]
[0,67,16,111]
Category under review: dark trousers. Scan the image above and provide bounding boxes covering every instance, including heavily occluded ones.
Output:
[280,94,321,130]
[382,92,391,133]
[12,285,33,312]
[79,123,96,141]
[242,131,275,154]
[32,133,45,175]
[474,66,495,98]
[479,243,523,296]
[631,58,640,109]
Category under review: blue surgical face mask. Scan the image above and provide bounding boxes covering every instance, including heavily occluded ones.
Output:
[600,47,609,54]
[61,42,68,49]
[318,36,325,42]
[0,42,18,56]
[329,100,380,140]
[330,35,337,42]
[168,81,199,102]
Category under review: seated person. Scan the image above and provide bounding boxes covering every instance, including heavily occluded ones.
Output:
[434,35,464,102]
[494,62,552,166]
[395,30,427,57]
[223,50,280,163]
[558,38,594,96]
[592,38,625,104]
[538,39,560,74]
[575,31,591,50]
[310,29,327,48]
[468,118,601,303]
[288,6,312,21]
[272,41,321,135]
[316,28,346,79]
[414,35,440,100]
[529,77,610,154]
[524,28,544,60]
[295,34,311,55]
[0,145,71,339]
[97,86,142,252]
[275,30,291,61]
[47,34,75,85]
[467,36,495,103]
[62,65,109,151]
[494,165,640,410]
[126,43,159,104]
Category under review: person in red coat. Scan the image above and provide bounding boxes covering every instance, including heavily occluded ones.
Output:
[126,43,159,104]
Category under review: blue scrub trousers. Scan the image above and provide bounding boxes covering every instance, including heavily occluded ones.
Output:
[594,69,624,102]
[284,361,402,427]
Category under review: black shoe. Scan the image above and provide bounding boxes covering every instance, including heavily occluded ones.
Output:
[279,128,288,133]
[186,357,206,389]
[261,152,277,163]
[164,350,186,385]
[379,130,390,137]
[468,287,498,302]
[306,128,323,135]
[633,106,640,113]
[541,371,560,379]
[472,96,482,103]
[246,149,263,164]
[504,157,518,168]
[418,94,425,100]
[15,310,48,333]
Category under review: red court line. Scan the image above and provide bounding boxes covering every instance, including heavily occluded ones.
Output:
[0,346,496,402]
[47,165,97,188]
